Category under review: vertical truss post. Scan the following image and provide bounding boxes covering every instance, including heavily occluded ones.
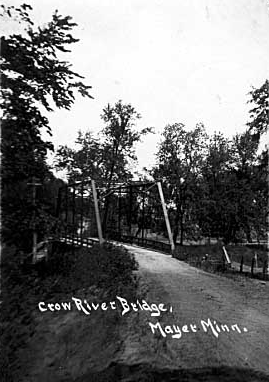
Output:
[129,185,132,234]
[142,185,145,242]
[80,181,84,246]
[65,185,68,243]
[157,182,175,253]
[118,186,121,239]
[55,187,62,241]
[91,180,104,245]
[72,186,75,248]
[56,188,61,218]
[27,178,41,263]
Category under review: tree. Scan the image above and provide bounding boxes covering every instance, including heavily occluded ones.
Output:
[1,4,92,249]
[229,130,266,243]
[100,100,152,186]
[153,123,208,244]
[247,79,269,140]
[199,132,232,241]
[246,80,268,260]
[253,149,268,243]
[201,130,266,244]
[55,131,103,183]
[55,100,152,185]
[56,100,153,235]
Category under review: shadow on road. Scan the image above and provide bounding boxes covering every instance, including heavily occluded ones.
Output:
[75,362,269,382]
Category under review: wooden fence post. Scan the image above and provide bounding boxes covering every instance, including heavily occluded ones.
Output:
[251,257,255,277]
[254,252,258,268]
[240,256,244,273]
[263,260,267,280]
[222,246,231,265]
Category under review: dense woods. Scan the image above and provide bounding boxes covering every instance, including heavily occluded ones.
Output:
[1,4,268,382]
[1,4,268,252]
[1,4,92,250]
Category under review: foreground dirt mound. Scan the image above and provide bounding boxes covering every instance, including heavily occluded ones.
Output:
[77,363,269,382]
[1,243,138,381]
[20,301,122,381]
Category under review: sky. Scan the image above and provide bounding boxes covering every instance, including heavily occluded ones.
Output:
[2,0,269,175]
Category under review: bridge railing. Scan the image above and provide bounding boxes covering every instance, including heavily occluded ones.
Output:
[106,231,172,254]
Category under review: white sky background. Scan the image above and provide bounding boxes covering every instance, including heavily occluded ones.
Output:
[2,0,269,175]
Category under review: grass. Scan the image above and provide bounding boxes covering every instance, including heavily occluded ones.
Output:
[0,241,138,381]
[226,245,267,268]
[173,243,268,278]
[174,244,267,266]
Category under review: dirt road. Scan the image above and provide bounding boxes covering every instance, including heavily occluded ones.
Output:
[21,244,269,381]
[114,244,269,381]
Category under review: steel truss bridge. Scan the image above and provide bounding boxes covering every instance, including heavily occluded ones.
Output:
[56,180,175,254]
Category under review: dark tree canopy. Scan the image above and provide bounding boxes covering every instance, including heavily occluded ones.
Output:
[1,4,92,249]
[152,122,267,245]
[100,100,152,185]
[153,122,208,244]
[55,100,153,185]
[247,79,269,140]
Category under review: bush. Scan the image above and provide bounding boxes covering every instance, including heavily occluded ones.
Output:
[174,244,224,262]
[36,241,138,298]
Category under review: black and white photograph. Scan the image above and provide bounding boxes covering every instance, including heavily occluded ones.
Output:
[1,1,269,381]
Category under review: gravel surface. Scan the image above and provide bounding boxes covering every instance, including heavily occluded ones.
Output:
[115,244,269,380]
[20,244,269,381]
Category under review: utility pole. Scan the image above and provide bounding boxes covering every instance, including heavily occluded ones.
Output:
[27,177,42,263]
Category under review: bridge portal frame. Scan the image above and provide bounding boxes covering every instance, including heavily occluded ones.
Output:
[56,179,175,253]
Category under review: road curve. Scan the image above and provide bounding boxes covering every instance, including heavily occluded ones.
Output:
[116,244,269,380]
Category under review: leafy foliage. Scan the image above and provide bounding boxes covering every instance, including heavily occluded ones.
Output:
[101,100,150,185]
[55,100,152,185]
[153,124,267,244]
[247,79,269,140]
[1,4,92,249]
[55,131,103,182]
[153,123,208,244]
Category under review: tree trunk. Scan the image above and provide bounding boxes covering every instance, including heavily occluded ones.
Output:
[173,224,179,245]
[173,207,180,245]
[179,212,184,245]
[245,224,252,243]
